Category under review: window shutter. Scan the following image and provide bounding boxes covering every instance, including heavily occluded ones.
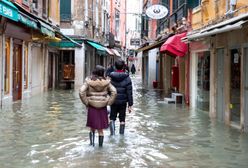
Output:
[60,0,71,21]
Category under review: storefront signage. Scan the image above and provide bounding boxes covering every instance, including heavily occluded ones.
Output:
[19,14,38,29]
[0,1,19,21]
[130,38,140,46]
[145,4,168,19]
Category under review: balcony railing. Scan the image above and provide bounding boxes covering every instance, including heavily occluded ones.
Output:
[156,3,187,35]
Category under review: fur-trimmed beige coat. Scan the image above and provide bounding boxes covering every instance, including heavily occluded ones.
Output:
[79,77,117,108]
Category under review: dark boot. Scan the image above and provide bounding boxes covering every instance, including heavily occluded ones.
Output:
[89,131,95,146]
[119,124,125,135]
[99,136,104,147]
[109,121,115,135]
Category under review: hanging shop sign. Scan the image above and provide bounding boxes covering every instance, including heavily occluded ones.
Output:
[145,4,168,19]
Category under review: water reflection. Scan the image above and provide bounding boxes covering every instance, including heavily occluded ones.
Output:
[0,76,248,167]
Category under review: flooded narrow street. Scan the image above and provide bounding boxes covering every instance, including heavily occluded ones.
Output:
[0,76,248,168]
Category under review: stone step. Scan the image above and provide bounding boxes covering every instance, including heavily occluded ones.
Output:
[164,97,175,104]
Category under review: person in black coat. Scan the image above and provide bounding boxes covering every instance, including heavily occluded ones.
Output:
[131,64,136,74]
[109,60,133,135]
[105,63,114,77]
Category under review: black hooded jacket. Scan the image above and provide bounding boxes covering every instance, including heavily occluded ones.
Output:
[109,71,133,106]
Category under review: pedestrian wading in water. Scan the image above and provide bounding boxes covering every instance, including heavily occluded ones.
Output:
[79,65,117,147]
[109,60,133,135]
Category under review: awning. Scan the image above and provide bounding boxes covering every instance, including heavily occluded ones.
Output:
[48,32,82,48]
[87,41,106,51]
[111,49,121,57]
[187,20,248,41]
[160,32,188,57]
[0,0,19,21]
[38,20,55,38]
[86,41,108,56]
[105,48,115,55]
[137,33,174,52]
[137,40,166,52]
[18,11,38,29]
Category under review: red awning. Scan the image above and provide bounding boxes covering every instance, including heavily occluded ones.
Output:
[160,32,188,57]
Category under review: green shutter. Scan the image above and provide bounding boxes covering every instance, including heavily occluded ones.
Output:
[60,0,71,21]
[187,0,201,9]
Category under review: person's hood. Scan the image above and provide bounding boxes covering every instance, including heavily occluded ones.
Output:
[86,77,110,91]
[109,72,129,82]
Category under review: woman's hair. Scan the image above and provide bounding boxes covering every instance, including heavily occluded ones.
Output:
[92,65,106,80]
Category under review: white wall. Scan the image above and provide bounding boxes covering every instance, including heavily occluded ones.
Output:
[31,44,44,95]
[75,43,85,89]
[190,52,198,108]
[148,48,158,88]
[126,0,142,50]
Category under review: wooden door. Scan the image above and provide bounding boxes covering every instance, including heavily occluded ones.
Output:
[12,44,22,101]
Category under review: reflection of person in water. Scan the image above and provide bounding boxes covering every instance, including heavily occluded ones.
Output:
[131,64,136,74]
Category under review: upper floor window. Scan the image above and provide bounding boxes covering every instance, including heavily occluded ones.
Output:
[188,0,201,9]
[115,9,120,39]
[42,0,48,16]
[32,0,38,9]
[173,0,186,11]
[23,0,29,6]
[60,0,71,21]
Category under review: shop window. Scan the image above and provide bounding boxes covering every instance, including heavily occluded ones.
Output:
[4,38,10,94]
[24,44,29,90]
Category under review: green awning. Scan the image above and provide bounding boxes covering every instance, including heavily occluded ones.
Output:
[0,0,19,21]
[18,12,38,29]
[48,31,82,48]
[87,41,106,51]
[49,41,81,48]
[38,20,55,38]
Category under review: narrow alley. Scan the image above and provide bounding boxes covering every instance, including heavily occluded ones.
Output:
[0,75,248,168]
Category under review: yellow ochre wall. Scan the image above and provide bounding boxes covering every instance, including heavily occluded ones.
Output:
[191,0,248,30]
[49,0,60,26]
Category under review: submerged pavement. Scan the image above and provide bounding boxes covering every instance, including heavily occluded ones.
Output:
[0,75,248,168]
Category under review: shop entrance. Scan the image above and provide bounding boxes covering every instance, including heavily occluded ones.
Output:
[59,50,75,89]
[230,49,241,124]
[196,51,210,111]
[12,43,22,101]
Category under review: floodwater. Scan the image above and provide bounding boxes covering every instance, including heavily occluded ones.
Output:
[0,76,248,168]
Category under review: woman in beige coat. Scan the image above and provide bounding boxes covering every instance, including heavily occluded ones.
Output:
[79,65,116,147]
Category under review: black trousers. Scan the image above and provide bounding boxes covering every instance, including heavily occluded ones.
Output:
[110,104,127,122]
